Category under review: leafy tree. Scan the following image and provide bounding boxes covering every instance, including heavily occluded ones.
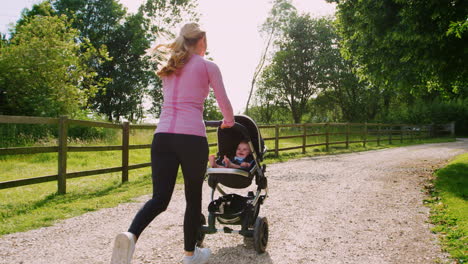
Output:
[317,36,385,123]
[54,0,199,122]
[0,15,101,117]
[262,15,338,123]
[54,0,126,47]
[245,0,296,114]
[329,0,467,97]
[89,11,156,122]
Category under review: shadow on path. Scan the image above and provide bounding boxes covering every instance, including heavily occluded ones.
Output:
[209,244,274,264]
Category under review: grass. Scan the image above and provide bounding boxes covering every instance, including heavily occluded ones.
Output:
[426,153,468,263]
[0,126,456,237]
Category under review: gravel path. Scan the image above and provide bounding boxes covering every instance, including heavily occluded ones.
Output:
[1,139,467,264]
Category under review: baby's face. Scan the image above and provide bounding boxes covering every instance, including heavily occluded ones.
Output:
[236,142,251,158]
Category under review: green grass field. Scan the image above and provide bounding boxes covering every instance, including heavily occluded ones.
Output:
[0,125,455,236]
[426,153,468,262]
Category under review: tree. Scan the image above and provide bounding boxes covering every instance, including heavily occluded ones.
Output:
[0,15,101,117]
[263,15,338,123]
[245,0,296,114]
[328,0,468,97]
[54,0,199,122]
[89,11,156,122]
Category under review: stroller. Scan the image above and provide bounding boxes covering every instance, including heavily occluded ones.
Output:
[199,115,269,253]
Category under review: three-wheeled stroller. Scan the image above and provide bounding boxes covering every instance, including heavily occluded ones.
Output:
[199,115,269,253]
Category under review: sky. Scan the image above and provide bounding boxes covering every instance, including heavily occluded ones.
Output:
[0,0,336,116]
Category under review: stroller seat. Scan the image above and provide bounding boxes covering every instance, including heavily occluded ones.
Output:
[207,166,256,189]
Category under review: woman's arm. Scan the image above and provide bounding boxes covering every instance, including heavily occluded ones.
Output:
[205,61,235,127]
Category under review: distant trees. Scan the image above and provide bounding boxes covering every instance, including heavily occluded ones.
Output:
[0,0,199,122]
[248,0,467,134]
[245,0,296,115]
[253,14,371,123]
[0,15,102,117]
[53,0,197,122]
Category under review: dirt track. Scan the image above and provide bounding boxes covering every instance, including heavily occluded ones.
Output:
[1,139,467,264]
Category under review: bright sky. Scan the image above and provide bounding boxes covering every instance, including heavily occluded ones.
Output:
[0,0,336,115]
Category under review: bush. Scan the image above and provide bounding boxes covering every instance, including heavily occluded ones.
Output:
[382,98,468,136]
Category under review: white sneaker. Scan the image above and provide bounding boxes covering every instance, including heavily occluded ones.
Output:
[182,247,211,264]
[110,232,136,264]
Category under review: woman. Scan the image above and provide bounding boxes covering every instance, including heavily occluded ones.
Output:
[111,23,234,264]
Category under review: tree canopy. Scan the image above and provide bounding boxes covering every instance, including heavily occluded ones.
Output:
[256,15,340,123]
[2,0,199,122]
[0,15,102,117]
[328,0,468,97]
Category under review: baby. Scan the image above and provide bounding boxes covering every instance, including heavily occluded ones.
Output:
[209,141,253,169]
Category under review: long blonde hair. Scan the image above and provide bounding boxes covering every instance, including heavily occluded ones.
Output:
[155,23,206,77]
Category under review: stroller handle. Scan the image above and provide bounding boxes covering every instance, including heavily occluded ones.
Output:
[204,120,251,140]
[204,120,223,127]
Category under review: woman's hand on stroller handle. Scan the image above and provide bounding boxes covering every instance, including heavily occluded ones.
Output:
[220,123,233,129]
[204,120,250,139]
[204,120,233,129]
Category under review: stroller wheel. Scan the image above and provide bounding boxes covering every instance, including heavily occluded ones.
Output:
[196,214,207,247]
[253,217,269,254]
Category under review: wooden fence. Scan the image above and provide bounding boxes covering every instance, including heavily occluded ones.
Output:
[0,115,439,194]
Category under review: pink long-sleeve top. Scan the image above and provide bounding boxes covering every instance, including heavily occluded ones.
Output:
[155,54,235,137]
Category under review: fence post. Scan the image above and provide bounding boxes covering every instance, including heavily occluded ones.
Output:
[377,124,381,146]
[449,121,455,137]
[302,123,306,154]
[122,121,130,183]
[58,116,68,194]
[400,125,403,143]
[325,123,329,152]
[389,125,393,144]
[345,123,349,149]
[410,125,414,141]
[363,123,367,148]
[275,124,279,157]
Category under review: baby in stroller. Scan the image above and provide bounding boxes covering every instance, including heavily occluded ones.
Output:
[200,115,269,254]
[208,140,254,169]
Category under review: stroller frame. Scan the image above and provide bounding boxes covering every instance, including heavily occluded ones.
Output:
[199,115,269,253]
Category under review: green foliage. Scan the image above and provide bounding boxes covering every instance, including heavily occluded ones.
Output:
[203,91,223,120]
[54,0,147,122]
[256,15,339,123]
[53,0,199,122]
[447,19,468,39]
[382,98,468,135]
[90,11,156,122]
[427,153,468,262]
[330,0,467,96]
[0,14,103,117]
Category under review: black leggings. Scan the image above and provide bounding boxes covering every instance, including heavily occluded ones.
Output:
[128,133,208,252]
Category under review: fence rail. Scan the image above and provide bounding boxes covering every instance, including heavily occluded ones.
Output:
[0,115,453,194]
